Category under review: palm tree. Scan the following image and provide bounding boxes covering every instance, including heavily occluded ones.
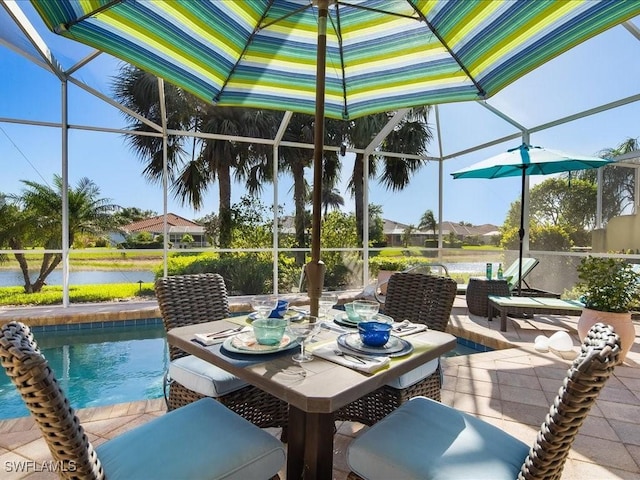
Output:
[279,114,314,265]
[0,176,117,293]
[402,224,415,248]
[343,107,433,244]
[321,184,345,217]
[0,195,32,287]
[419,209,437,239]
[113,207,157,226]
[193,107,280,248]
[575,137,637,223]
[280,114,343,265]
[112,65,280,248]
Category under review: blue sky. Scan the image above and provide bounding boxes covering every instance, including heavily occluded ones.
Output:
[1,6,640,227]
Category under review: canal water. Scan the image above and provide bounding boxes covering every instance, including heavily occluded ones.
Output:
[0,263,487,287]
[0,270,156,287]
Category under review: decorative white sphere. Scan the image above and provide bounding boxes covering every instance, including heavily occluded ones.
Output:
[534,335,549,352]
[548,331,573,352]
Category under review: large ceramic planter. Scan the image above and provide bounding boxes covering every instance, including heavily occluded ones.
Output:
[577,307,635,362]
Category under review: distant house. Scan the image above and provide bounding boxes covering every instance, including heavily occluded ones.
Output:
[439,221,501,244]
[384,219,500,247]
[383,219,430,247]
[120,213,208,247]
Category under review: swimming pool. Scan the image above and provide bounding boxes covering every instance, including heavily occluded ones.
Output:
[0,321,168,420]
[0,320,491,420]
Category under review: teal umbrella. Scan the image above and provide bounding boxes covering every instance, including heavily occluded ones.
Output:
[452,144,614,294]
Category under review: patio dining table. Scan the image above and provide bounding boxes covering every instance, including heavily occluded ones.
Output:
[167,311,456,480]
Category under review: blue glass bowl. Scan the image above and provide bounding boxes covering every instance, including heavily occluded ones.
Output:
[269,299,290,318]
[357,321,392,347]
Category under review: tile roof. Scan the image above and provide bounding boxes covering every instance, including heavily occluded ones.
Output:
[383,219,499,236]
[121,213,201,233]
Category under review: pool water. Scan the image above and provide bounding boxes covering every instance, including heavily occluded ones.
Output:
[0,324,169,420]
[0,322,490,420]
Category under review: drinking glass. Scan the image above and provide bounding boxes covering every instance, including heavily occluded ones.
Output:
[352,300,379,322]
[318,293,338,318]
[252,296,278,320]
[288,315,321,363]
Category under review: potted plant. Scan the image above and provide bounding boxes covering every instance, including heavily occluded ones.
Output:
[575,256,639,361]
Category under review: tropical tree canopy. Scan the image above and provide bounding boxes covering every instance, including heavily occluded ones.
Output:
[0,176,117,293]
[419,209,437,236]
[113,207,158,225]
[112,65,281,249]
[344,107,434,244]
[500,177,597,250]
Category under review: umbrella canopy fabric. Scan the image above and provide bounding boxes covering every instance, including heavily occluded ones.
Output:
[29,0,638,316]
[31,0,640,121]
[452,144,614,294]
[451,144,615,179]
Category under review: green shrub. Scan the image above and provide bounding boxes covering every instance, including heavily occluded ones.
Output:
[154,252,300,295]
[576,256,640,312]
[368,256,435,276]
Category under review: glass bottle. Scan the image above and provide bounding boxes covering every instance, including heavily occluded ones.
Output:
[497,263,503,280]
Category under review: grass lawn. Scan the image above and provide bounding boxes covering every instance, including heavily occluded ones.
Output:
[0,283,156,306]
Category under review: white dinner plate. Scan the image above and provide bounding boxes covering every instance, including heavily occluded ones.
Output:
[222,333,299,355]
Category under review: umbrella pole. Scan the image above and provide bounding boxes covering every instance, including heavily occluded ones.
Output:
[517,168,525,296]
[305,0,329,317]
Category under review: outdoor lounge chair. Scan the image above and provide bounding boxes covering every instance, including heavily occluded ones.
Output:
[155,273,288,431]
[0,321,286,480]
[457,257,540,294]
[346,322,621,480]
[336,272,458,426]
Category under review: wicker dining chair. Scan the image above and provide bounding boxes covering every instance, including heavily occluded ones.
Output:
[0,321,285,480]
[155,273,288,431]
[336,272,458,425]
[346,322,621,480]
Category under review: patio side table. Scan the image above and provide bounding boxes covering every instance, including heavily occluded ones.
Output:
[466,277,509,316]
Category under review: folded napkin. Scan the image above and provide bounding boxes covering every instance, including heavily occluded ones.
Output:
[391,322,427,337]
[313,344,389,373]
[193,326,251,346]
[289,306,310,315]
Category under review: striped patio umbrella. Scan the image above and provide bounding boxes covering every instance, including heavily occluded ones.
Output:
[30,0,640,313]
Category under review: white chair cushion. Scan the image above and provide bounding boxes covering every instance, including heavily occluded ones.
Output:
[385,358,439,389]
[169,354,248,397]
[97,397,285,480]
[348,396,529,480]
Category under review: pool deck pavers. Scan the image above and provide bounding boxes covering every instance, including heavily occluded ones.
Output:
[0,295,638,479]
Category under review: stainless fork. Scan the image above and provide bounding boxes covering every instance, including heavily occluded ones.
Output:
[206,326,244,338]
[333,349,367,364]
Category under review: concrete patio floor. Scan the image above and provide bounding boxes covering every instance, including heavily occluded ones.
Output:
[0,296,638,479]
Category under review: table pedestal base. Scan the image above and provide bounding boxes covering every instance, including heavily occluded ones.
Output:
[287,406,335,480]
